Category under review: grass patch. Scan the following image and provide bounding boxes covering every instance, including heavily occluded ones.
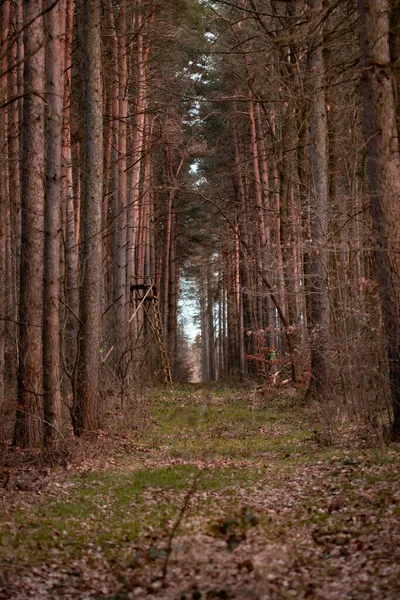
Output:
[141,389,313,459]
[1,386,400,599]
[4,385,397,577]
[0,463,270,566]
[0,388,316,564]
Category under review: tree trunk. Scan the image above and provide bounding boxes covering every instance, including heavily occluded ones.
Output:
[0,1,10,411]
[43,0,65,447]
[281,103,301,383]
[255,104,275,351]
[7,0,21,395]
[62,0,79,389]
[105,0,125,374]
[305,0,331,401]
[126,11,147,299]
[73,0,103,435]
[270,111,286,339]
[14,0,45,447]
[168,212,178,373]
[390,0,400,141]
[359,0,400,439]
[117,0,128,368]
[231,104,246,378]
[207,265,216,381]
[199,277,209,382]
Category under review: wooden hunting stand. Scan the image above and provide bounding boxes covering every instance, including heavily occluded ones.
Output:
[130,279,173,385]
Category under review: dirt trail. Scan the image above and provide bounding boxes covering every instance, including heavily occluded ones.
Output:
[0,387,399,599]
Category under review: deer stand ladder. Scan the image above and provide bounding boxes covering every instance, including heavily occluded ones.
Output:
[130,280,173,385]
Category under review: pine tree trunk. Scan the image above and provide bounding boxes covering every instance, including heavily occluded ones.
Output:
[207,266,216,381]
[305,0,331,400]
[118,0,128,331]
[2,2,16,392]
[255,105,275,351]
[231,105,246,378]
[359,0,400,439]
[73,0,103,435]
[281,103,301,382]
[105,0,125,374]
[63,0,79,389]
[390,0,400,141]
[270,111,286,349]
[43,0,65,446]
[168,212,178,373]
[7,0,21,395]
[14,0,45,447]
[0,1,10,411]
[199,279,209,382]
[126,12,146,297]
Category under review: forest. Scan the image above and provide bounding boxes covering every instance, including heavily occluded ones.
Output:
[0,0,400,598]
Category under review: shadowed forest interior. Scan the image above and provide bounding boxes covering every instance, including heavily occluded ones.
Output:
[1,0,400,445]
[1,1,400,598]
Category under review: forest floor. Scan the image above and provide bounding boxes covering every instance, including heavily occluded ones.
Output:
[0,385,400,600]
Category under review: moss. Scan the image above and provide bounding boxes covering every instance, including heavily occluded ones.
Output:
[142,393,313,460]
[3,386,397,572]
[0,462,274,566]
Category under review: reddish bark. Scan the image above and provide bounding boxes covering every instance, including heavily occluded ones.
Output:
[14,0,45,447]
[73,0,103,435]
[43,0,66,446]
[359,0,400,438]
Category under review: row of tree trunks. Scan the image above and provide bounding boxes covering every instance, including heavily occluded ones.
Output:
[0,0,207,447]
[193,0,400,439]
[2,0,400,444]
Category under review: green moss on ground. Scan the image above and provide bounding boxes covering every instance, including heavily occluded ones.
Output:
[0,384,399,600]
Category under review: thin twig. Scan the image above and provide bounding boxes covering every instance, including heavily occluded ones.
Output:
[161,470,201,587]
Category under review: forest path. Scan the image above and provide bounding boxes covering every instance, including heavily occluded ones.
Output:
[1,385,400,599]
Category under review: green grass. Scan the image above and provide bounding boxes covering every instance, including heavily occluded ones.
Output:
[141,389,312,459]
[0,463,270,565]
[3,385,398,573]
[0,388,309,564]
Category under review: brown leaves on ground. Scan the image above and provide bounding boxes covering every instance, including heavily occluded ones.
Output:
[0,388,399,599]
[120,457,400,600]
